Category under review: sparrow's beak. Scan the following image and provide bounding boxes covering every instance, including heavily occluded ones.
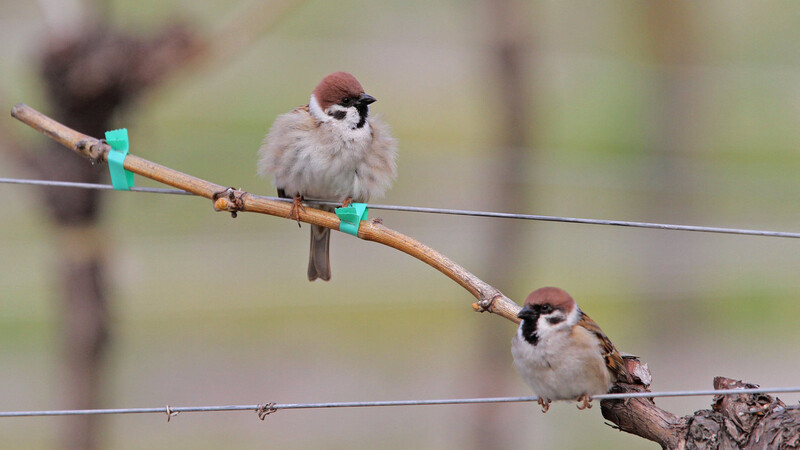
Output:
[517,305,536,320]
[358,93,377,105]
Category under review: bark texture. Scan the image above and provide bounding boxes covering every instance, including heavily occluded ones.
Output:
[602,359,800,449]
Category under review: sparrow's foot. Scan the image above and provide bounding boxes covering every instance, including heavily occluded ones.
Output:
[341,197,353,208]
[537,397,551,413]
[289,195,306,227]
[576,394,593,410]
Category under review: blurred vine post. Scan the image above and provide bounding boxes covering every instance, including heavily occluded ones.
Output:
[469,0,534,448]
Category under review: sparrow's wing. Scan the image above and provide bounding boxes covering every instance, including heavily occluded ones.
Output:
[257,104,317,191]
[292,104,311,115]
[579,312,627,382]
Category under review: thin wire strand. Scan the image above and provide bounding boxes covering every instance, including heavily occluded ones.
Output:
[1,386,798,418]
[2,177,799,239]
[0,177,192,195]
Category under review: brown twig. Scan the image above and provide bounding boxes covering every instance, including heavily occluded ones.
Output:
[10,102,521,324]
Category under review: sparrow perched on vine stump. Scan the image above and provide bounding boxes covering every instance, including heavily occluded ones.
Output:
[511,287,627,412]
[258,72,397,281]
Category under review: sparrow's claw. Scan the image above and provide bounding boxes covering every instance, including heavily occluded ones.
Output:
[537,397,551,413]
[289,195,306,227]
[341,197,353,208]
[576,394,592,410]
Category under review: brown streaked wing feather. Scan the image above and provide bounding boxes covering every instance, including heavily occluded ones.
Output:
[579,312,627,382]
[292,104,324,126]
[293,104,310,114]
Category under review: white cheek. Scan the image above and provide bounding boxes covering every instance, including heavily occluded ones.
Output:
[535,312,571,340]
[536,317,554,339]
[326,105,362,129]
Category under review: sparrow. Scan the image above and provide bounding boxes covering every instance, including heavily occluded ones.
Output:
[511,287,627,412]
[258,72,398,281]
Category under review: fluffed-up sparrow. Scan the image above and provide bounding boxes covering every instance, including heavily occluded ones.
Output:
[258,72,397,281]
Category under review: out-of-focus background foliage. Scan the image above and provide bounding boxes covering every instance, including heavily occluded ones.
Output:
[2,1,800,448]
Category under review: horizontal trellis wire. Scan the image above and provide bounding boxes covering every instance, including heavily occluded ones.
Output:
[1,177,798,239]
[2,386,799,419]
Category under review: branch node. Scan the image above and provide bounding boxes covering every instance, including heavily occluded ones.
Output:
[76,138,107,164]
[212,187,245,218]
[473,294,499,313]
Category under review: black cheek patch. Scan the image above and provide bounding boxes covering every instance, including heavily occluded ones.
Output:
[547,316,565,325]
[330,110,347,120]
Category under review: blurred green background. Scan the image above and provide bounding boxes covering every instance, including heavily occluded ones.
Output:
[2,1,800,448]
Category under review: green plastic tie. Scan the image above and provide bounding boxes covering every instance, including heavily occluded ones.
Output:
[335,203,369,236]
[105,128,134,190]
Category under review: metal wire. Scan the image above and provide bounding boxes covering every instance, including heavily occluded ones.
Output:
[2,386,798,418]
[0,177,192,195]
[2,177,799,239]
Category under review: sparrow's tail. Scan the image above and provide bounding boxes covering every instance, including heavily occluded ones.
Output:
[308,224,331,281]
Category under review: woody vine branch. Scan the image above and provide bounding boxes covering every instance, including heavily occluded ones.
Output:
[10,103,521,323]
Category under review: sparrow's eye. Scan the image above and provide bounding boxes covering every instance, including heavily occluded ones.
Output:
[539,304,553,314]
[341,97,351,106]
